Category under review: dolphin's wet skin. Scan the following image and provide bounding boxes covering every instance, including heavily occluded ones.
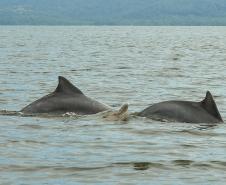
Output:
[21,76,110,115]
[138,91,223,123]
[4,76,219,124]
[1,76,129,121]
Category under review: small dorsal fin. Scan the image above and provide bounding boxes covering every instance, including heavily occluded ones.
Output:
[201,91,222,121]
[54,76,83,94]
[118,103,128,114]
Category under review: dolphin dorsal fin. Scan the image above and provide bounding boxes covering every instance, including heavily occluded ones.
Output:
[54,76,84,95]
[118,103,128,114]
[201,91,222,121]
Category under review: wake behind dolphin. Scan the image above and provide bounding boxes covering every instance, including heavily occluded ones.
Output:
[138,91,223,123]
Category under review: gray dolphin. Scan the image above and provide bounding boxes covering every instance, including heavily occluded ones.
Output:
[21,76,111,115]
[138,91,223,123]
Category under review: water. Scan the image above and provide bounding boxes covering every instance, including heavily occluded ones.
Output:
[0,26,226,184]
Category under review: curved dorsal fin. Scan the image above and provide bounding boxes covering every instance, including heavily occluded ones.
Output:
[201,91,222,121]
[54,76,83,94]
[118,103,128,115]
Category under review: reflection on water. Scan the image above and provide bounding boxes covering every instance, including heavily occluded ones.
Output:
[1,26,226,185]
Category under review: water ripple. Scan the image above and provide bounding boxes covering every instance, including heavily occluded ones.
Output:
[1,26,226,185]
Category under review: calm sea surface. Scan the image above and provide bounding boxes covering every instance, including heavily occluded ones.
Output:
[0,26,226,185]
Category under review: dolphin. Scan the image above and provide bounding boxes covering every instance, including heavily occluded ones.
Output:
[102,103,129,121]
[21,76,111,115]
[137,91,223,123]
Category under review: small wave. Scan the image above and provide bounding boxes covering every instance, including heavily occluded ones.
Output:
[179,144,198,148]
[113,160,226,171]
[175,129,219,137]
[173,160,193,166]
[1,160,226,174]
[0,164,111,173]
[62,112,80,118]
[0,110,21,116]
[5,139,46,145]
[0,110,81,119]
[113,162,165,171]
[19,124,43,129]
[116,66,132,70]
[172,160,226,170]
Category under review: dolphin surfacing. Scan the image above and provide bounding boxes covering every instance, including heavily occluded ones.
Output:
[138,91,223,123]
[21,76,110,115]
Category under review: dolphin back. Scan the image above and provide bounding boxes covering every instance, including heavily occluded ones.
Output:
[21,76,110,115]
[138,91,223,123]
